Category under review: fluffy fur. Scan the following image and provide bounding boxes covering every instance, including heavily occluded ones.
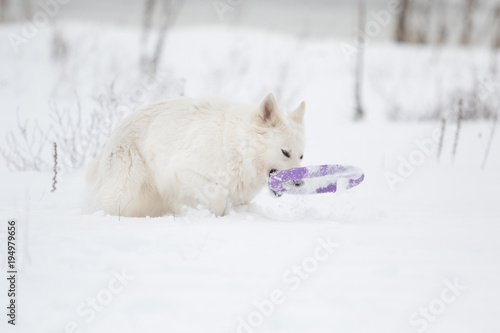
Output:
[85,93,306,217]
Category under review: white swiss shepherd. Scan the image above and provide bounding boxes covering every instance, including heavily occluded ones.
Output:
[86,93,306,217]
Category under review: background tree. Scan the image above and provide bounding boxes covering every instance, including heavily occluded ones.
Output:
[396,0,411,42]
[141,0,185,74]
[354,0,365,120]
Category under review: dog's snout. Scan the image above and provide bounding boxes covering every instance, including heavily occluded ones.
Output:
[269,169,278,177]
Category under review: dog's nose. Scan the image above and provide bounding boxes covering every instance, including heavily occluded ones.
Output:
[269,169,278,177]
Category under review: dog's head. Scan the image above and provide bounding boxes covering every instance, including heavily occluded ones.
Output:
[253,93,306,180]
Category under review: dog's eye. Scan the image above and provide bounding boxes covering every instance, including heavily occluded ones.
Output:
[281,149,290,158]
[300,155,303,160]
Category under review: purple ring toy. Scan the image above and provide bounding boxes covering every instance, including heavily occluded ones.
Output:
[268,164,364,195]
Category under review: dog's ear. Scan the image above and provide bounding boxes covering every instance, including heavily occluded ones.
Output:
[289,101,305,123]
[257,93,283,126]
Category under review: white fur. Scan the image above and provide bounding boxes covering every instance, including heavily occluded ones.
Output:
[85,93,306,217]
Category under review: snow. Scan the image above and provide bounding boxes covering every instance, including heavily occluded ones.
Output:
[1,21,500,333]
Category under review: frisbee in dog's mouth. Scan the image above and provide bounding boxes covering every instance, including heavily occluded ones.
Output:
[268,164,365,195]
[268,169,282,197]
[269,169,304,184]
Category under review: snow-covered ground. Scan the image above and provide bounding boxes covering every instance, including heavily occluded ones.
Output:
[1,21,499,333]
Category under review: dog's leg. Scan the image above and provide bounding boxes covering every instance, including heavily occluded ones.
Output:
[175,170,228,216]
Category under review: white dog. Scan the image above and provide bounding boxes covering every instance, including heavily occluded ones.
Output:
[85,93,306,217]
